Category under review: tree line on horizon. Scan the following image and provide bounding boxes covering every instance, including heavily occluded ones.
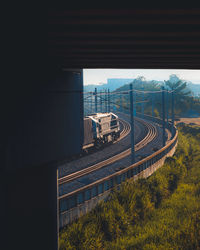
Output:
[84,74,200,97]
[113,74,200,118]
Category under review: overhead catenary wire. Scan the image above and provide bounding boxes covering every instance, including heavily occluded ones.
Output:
[83,88,173,96]
[48,88,173,95]
[84,85,174,133]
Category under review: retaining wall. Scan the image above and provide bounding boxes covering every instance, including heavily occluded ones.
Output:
[59,131,178,228]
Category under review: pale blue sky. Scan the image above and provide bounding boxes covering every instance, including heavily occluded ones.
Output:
[83,69,200,85]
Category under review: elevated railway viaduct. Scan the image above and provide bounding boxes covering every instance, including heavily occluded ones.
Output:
[3,5,200,250]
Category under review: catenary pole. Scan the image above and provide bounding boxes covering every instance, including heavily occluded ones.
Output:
[90,93,93,114]
[105,89,107,113]
[142,87,144,118]
[166,90,169,128]
[171,88,174,135]
[134,91,136,117]
[100,90,102,112]
[152,92,154,121]
[120,91,122,112]
[162,86,166,147]
[130,84,135,164]
[108,89,110,112]
[95,88,97,113]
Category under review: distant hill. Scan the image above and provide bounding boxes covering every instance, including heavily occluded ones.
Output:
[106,78,136,90]
[84,78,163,92]
[84,78,135,92]
[84,78,200,97]
[115,79,163,92]
[83,84,105,92]
[186,82,200,96]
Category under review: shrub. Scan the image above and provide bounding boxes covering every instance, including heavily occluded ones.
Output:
[59,125,200,250]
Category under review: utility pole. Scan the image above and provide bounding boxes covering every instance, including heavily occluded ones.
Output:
[90,92,93,114]
[171,88,174,135]
[134,91,136,116]
[100,91,103,112]
[142,87,144,118]
[152,92,154,120]
[130,84,135,164]
[104,89,107,112]
[162,86,166,147]
[108,89,110,112]
[95,88,97,113]
[166,90,169,128]
[120,91,122,112]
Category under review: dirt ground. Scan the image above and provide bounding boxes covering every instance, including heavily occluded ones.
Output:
[175,117,200,126]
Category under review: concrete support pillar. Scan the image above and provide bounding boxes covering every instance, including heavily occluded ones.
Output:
[3,67,83,250]
[5,166,58,250]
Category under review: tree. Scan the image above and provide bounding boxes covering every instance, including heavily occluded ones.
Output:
[165,74,191,98]
[164,75,192,116]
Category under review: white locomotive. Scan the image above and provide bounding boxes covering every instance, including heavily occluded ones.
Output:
[83,112,120,149]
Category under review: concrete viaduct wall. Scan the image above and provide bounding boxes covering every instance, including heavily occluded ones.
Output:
[59,125,178,228]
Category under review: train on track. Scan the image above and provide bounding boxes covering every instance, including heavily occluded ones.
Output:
[83,112,120,149]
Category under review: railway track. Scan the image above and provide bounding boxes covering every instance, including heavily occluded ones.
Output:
[82,118,131,150]
[115,118,131,142]
[58,117,157,185]
[58,117,132,178]
[112,113,155,148]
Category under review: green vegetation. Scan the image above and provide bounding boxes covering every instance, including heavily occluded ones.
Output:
[114,74,200,118]
[59,125,200,249]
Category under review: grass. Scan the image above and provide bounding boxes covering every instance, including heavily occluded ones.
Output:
[59,124,200,250]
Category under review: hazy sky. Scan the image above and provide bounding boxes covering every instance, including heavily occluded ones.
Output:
[83,69,200,85]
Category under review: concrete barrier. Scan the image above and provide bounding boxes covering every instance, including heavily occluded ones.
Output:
[59,136,178,228]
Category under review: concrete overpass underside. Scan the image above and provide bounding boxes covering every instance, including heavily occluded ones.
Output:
[2,5,200,250]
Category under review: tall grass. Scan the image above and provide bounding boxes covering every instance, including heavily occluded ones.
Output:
[59,124,200,250]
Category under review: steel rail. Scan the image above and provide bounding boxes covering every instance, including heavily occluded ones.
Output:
[59,118,131,178]
[82,118,131,150]
[58,117,157,185]
[59,127,177,201]
[115,119,130,142]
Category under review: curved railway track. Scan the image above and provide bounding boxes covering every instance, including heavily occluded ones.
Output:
[82,118,131,150]
[58,117,132,178]
[58,117,157,185]
[115,118,131,142]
